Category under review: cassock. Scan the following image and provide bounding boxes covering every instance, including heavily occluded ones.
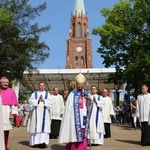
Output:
[51,94,64,137]
[0,87,18,150]
[0,96,5,150]
[89,94,105,145]
[102,96,114,138]
[58,89,92,150]
[27,90,53,146]
[136,93,150,145]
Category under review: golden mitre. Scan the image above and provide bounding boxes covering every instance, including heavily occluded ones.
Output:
[75,73,86,84]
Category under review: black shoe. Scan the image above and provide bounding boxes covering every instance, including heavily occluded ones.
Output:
[30,145,38,148]
[38,143,47,148]
[91,144,98,146]
[142,142,148,146]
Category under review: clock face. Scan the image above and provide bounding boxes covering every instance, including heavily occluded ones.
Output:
[76,46,82,52]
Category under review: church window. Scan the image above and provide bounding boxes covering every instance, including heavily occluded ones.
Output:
[83,23,86,37]
[77,23,81,37]
[72,23,75,37]
[74,56,78,64]
[80,56,84,65]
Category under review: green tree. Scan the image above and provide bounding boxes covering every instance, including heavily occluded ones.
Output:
[92,0,150,96]
[0,0,50,82]
[18,90,32,102]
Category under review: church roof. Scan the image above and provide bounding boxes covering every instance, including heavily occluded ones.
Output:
[73,0,86,15]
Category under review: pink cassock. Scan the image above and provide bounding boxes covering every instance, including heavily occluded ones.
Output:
[65,129,87,150]
[0,87,18,105]
[79,93,84,109]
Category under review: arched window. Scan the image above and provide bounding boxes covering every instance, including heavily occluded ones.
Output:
[83,23,86,37]
[80,56,84,65]
[72,23,75,37]
[74,56,78,64]
[77,23,81,37]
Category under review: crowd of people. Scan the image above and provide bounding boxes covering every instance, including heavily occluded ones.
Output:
[113,98,141,129]
[0,75,150,150]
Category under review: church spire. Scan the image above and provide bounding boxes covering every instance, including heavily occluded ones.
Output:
[73,0,86,16]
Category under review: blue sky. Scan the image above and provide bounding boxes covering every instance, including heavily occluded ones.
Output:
[29,0,119,69]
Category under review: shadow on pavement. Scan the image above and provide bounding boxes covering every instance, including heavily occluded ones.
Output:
[116,139,141,145]
[18,141,29,146]
[51,144,65,150]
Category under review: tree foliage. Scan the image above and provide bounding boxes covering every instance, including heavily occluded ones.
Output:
[92,0,150,96]
[18,89,32,102]
[0,0,50,82]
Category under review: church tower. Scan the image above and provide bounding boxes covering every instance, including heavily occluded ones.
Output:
[65,0,93,69]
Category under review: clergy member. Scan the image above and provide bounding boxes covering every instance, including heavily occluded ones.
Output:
[102,88,114,138]
[0,77,18,150]
[89,85,105,146]
[27,81,53,148]
[59,73,92,150]
[136,84,150,146]
[0,96,5,150]
[51,87,64,138]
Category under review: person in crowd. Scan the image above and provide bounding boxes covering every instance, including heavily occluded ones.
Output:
[50,87,64,138]
[122,101,127,124]
[88,85,105,146]
[102,88,114,138]
[22,100,30,127]
[136,84,150,146]
[59,73,92,150]
[14,102,24,127]
[130,98,137,129]
[63,89,69,104]
[0,76,18,150]
[116,106,123,126]
[27,81,53,148]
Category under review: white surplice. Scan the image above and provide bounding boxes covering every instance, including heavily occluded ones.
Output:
[0,96,5,150]
[89,94,105,145]
[27,90,53,146]
[136,93,150,123]
[102,96,114,123]
[51,94,64,120]
[58,91,87,143]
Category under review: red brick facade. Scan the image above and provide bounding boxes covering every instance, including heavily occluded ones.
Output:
[65,12,93,69]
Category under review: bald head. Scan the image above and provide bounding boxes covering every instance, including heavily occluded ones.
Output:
[102,88,108,97]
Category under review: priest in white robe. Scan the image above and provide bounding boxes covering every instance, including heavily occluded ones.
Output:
[27,81,53,148]
[89,85,105,146]
[102,88,114,138]
[0,96,5,150]
[51,87,64,138]
[136,84,150,146]
[0,77,18,150]
[59,73,92,150]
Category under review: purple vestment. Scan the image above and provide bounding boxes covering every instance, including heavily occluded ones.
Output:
[0,87,18,105]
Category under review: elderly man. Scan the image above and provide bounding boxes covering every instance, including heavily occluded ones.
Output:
[51,87,64,138]
[27,81,53,148]
[59,73,92,150]
[0,96,5,150]
[0,76,18,150]
[136,84,150,146]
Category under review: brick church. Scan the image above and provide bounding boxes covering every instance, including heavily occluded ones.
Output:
[65,0,93,69]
